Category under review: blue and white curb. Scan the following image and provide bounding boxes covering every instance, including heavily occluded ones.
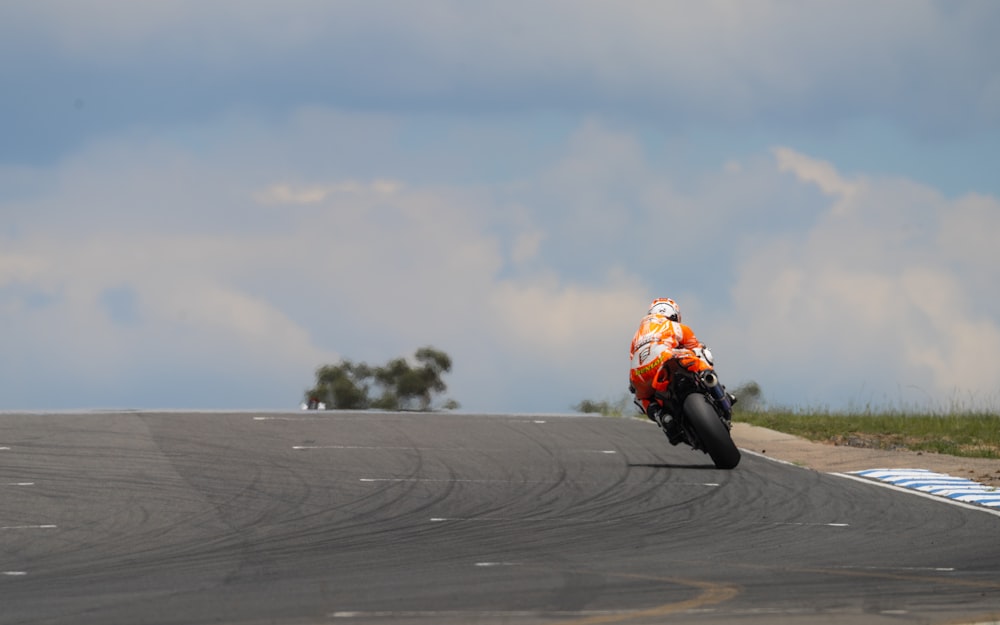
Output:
[850,469,1000,509]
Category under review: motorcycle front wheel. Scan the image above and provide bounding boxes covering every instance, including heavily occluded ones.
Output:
[683,393,741,469]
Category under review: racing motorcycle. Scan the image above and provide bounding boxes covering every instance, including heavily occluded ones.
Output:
[636,349,741,470]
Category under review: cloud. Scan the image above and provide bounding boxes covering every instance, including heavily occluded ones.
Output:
[3,1,998,169]
[774,147,858,201]
[721,149,1000,409]
[254,180,402,206]
[9,106,735,412]
[1,103,998,412]
[0,230,336,404]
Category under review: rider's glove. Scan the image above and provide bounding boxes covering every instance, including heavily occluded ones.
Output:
[693,346,714,366]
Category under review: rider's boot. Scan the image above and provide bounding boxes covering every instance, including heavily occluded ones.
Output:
[655,410,684,445]
[646,401,684,445]
[663,415,684,445]
[645,400,662,423]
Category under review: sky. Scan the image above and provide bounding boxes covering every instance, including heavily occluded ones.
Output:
[2,1,999,414]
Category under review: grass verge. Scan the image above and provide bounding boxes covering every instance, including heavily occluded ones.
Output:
[735,409,1000,459]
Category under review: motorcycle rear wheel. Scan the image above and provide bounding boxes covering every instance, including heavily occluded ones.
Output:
[683,393,741,469]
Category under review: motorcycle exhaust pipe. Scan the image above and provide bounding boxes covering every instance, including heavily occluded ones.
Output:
[701,371,730,409]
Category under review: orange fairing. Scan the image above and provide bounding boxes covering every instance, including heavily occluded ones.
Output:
[650,349,712,393]
[650,362,671,393]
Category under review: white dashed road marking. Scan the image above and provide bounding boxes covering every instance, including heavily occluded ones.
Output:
[753,522,850,527]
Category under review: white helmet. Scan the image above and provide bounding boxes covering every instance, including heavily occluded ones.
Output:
[647,297,681,322]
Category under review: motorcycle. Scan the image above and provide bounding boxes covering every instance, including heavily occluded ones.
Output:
[635,349,741,469]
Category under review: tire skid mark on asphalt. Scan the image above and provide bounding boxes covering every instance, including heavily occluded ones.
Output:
[790,564,1000,591]
[287,431,479,551]
[257,414,572,423]
[329,610,636,619]
[317,426,639,547]
[491,420,624,525]
[667,556,1000,592]
[293,445,618,454]
[328,565,741,625]
[429,516,625,523]
[297,436,641,532]
[531,568,741,625]
[280,417,677,535]
[359,477,719,486]
[277,415,929,620]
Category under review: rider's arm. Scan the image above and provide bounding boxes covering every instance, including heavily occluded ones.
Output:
[678,324,703,350]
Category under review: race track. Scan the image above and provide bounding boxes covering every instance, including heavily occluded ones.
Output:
[1,411,998,625]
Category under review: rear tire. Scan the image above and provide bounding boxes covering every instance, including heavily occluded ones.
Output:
[683,393,741,469]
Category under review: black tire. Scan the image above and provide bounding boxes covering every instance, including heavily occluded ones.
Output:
[683,393,741,469]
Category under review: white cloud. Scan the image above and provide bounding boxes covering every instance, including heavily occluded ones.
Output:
[722,149,1000,409]
[254,180,404,206]
[2,104,998,412]
[1,232,336,388]
[5,1,998,136]
[255,184,335,205]
[490,273,643,359]
[774,147,858,201]
[939,193,1000,268]
[900,267,1000,398]
[0,252,49,285]
[4,0,1000,417]
[509,230,544,266]
[1,128,630,409]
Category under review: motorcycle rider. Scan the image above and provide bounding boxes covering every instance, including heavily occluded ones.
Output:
[629,297,733,440]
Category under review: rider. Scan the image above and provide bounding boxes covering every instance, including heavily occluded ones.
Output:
[629,297,730,437]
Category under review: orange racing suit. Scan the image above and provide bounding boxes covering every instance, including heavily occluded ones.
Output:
[629,314,711,416]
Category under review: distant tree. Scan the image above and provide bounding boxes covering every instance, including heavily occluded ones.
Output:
[373,357,408,408]
[575,399,611,414]
[307,360,373,410]
[306,346,458,411]
[372,347,454,410]
[573,392,635,417]
[411,347,452,410]
[731,380,763,411]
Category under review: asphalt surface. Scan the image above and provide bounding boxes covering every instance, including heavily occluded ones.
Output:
[1,411,998,625]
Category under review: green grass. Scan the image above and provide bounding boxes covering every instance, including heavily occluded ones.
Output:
[736,409,1000,459]
[575,386,1000,460]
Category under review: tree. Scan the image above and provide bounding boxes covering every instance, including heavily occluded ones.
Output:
[305,347,458,411]
[731,380,763,411]
[307,360,372,410]
[410,347,452,410]
[573,392,635,417]
[372,347,454,410]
